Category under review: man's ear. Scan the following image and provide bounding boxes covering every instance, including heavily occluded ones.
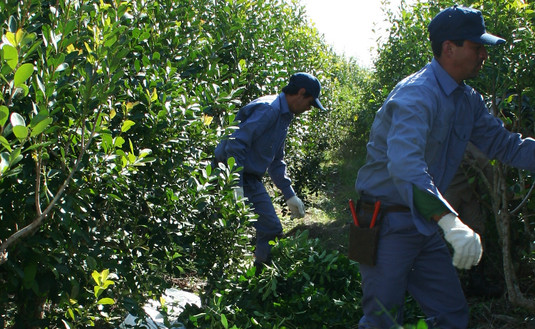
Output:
[443,40,454,56]
[298,87,307,96]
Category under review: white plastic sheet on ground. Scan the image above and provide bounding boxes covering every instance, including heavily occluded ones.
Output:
[119,288,201,329]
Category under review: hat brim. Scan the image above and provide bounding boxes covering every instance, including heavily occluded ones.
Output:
[313,98,327,111]
[469,33,506,45]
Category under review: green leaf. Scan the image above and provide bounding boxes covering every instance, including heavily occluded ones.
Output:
[55,63,69,73]
[14,63,34,87]
[227,157,236,168]
[10,112,25,126]
[13,125,28,139]
[9,148,21,166]
[17,84,30,97]
[67,308,75,321]
[121,120,135,132]
[24,140,54,152]
[0,152,9,174]
[0,137,11,152]
[138,148,152,158]
[5,31,16,45]
[15,29,23,45]
[2,45,18,70]
[100,269,110,282]
[0,106,8,126]
[101,280,114,290]
[416,319,429,329]
[30,110,50,127]
[221,314,228,329]
[94,286,102,298]
[97,297,115,305]
[114,136,125,148]
[61,319,72,329]
[91,270,101,285]
[8,17,17,33]
[30,118,53,137]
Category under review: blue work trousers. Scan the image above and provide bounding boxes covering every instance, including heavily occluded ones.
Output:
[243,174,283,263]
[358,211,469,329]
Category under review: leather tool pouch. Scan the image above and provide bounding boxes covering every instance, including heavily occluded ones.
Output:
[348,202,383,266]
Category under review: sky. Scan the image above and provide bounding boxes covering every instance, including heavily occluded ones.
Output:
[300,0,419,68]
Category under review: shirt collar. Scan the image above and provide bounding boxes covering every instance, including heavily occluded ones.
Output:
[278,92,294,117]
[431,58,466,96]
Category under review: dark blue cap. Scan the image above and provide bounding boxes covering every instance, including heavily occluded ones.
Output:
[288,72,327,111]
[428,5,505,45]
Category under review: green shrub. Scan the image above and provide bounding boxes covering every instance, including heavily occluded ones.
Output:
[180,230,363,329]
[0,0,359,327]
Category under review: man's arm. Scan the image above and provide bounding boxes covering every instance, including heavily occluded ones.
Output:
[268,141,295,200]
[413,185,482,269]
[222,105,277,185]
[412,185,449,221]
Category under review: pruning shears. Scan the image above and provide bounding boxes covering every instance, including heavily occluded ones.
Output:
[349,199,359,226]
[370,200,381,228]
[349,199,381,228]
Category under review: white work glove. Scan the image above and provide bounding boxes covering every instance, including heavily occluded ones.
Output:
[438,213,483,270]
[286,195,305,218]
[233,187,244,200]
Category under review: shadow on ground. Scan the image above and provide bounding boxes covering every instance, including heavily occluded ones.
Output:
[284,219,350,253]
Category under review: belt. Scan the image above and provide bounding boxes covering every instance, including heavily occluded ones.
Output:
[361,202,410,213]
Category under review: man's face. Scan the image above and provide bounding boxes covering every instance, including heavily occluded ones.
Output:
[452,40,489,80]
[290,89,315,115]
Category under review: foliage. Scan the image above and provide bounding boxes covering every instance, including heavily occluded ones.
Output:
[63,269,117,328]
[179,230,363,329]
[1,0,532,327]
[0,0,349,327]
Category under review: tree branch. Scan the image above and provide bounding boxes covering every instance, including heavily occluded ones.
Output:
[0,107,103,265]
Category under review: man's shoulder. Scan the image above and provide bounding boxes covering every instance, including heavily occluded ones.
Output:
[238,94,280,120]
[249,94,278,107]
[400,64,436,88]
[243,95,278,111]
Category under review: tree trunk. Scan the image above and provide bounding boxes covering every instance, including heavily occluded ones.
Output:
[492,163,535,312]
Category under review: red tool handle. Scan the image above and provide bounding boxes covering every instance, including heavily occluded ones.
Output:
[370,200,381,228]
[349,199,359,226]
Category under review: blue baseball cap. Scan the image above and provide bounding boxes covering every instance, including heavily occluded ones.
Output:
[288,72,327,111]
[428,5,505,45]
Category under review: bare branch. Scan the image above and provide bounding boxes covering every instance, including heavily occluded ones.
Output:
[510,178,535,215]
[0,106,103,265]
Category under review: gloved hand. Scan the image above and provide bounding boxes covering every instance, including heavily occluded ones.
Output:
[438,213,482,270]
[233,187,244,200]
[286,195,305,218]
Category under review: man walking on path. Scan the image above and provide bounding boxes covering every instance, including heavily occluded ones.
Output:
[355,6,535,328]
[215,72,326,269]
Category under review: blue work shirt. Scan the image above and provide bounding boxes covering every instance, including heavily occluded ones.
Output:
[215,92,296,199]
[356,58,535,235]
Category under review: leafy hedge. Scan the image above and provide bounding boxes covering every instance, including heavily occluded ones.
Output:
[0,0,366,327]
[7,0,532,327]
[180,231,363,329]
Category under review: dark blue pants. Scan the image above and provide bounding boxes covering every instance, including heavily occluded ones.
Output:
[358,211,469,329]
[243,174,283,263]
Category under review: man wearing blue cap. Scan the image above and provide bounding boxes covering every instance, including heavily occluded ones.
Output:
[355,6,535,329]
[215,72,326,270]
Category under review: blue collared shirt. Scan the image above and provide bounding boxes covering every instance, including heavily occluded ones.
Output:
[356,58,535,235]
[215,92,296,199]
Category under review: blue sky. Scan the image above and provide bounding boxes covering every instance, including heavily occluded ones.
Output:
[300,0,419,68]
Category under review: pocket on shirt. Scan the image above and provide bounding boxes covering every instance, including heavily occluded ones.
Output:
[453,123,472,141]
[425,125,448,165]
